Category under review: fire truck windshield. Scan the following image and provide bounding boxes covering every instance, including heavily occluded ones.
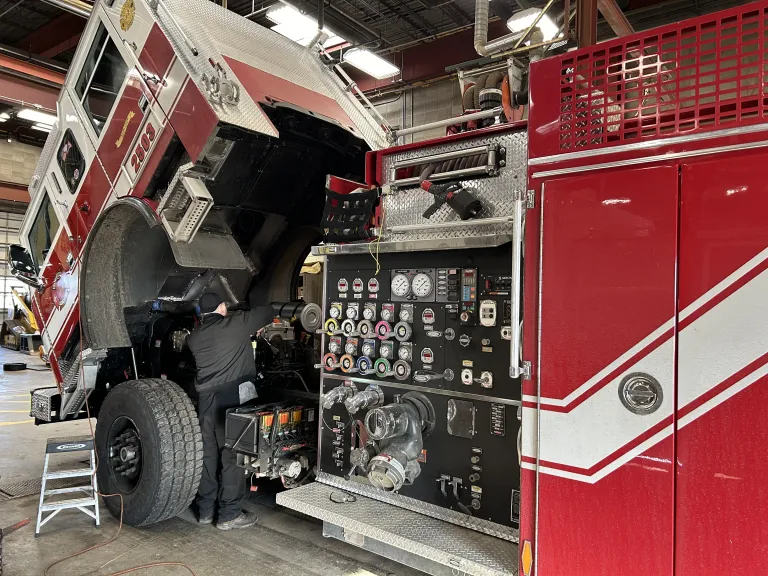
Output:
[27,192,59,270]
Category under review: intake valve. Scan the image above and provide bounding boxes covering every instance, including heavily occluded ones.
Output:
[363,392,436,492]
[344,385,384,414]
[269,301,322,333]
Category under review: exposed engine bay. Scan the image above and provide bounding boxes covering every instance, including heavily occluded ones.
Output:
[119,281,324,486]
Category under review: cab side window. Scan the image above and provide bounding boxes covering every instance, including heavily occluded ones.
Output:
[57,130,85,193]
[75,23,129,136]
[27,191,60,270]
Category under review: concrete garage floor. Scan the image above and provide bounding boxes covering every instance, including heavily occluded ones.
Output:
[0,348,422,576]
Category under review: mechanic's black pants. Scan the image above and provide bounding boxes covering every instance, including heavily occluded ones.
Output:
[195,385,244,522]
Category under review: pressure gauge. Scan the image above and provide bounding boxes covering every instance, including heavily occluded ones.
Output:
[329,305,341,319]
[352,278,364,293]
[361,340,376,357]
[412,273,433,298]
[337,278,348,293]
[368,278,379,293]
[346,306,358,319]
[380,344,393,359]
[363,306,376,321]
[328,338,342,354]
[391,273,410,297]
[398,344,412,361]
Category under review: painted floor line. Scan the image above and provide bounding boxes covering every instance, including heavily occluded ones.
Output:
[0,419,33,427]
[0,410,30,413]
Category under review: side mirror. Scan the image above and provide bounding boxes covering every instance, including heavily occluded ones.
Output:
[8,244,44,291]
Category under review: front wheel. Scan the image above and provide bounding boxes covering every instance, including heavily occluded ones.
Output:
[95,379,203,526]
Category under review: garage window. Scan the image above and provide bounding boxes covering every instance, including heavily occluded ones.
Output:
[75,22,129,136]
[57,130,85,193]
[27,192,60,269]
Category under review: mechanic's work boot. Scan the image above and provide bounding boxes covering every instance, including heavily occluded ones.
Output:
[216,511,258,531]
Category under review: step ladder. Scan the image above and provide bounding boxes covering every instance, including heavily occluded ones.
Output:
[35,436,100,536]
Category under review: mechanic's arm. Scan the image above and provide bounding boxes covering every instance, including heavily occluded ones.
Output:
[242,305,275,334]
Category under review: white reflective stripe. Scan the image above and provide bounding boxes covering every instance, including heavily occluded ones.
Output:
[530,268,768,481]
[530,338,674,469]
[678,362,768,430]
[678,267,768,408]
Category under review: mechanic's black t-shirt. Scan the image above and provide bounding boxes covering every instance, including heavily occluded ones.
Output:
[186,307,274,394]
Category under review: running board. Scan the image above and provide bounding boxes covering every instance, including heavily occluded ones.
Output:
[277,482,519,576]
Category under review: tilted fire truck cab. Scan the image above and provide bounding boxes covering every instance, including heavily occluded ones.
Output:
[13,0,383,526]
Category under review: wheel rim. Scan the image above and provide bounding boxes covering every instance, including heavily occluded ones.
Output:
[107,416,143,493]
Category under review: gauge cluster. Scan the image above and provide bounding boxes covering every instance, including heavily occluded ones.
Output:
[390,269,436,302]
[321,247,519,402]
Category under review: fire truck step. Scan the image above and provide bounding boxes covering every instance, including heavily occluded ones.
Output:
[278,481,518,576]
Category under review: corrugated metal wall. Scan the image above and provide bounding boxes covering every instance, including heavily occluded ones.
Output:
[0,210,28,323]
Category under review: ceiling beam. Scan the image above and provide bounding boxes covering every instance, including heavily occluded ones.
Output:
[0,71,60,112]
[0,53,65,86]
[597,0,634,36]
[0,181,31,204]
[13,12,85,58]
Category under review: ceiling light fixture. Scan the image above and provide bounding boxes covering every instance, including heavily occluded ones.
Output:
[507,8,559,41]
[343,48,400,80]
[17,108,57,126]
[32,123,52,132]
[0,112,10,120]
[266,5,345,49]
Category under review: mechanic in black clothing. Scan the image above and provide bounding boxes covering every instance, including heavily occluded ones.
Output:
[186,291,274,530]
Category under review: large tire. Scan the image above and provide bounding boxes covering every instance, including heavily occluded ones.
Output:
[95,379,203,526]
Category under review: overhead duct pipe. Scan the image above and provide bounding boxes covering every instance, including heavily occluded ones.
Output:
[474,0,524,56]
[39,0,92,18]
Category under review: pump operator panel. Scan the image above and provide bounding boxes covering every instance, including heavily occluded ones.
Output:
[319,245,521,530]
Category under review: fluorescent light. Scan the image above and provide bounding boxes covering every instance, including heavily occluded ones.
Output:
[17,108,57,125]
[0,112,9,120]
[267,5,345,48]
[507,8,559,41]
[32,123,52,132]
[343,48,400,80]
[0,118,6,123]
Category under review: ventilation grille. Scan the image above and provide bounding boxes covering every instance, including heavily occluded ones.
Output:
[539,1,768,157]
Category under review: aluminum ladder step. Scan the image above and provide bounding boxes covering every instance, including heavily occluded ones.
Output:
[40,497,98,512]
[45,468,93,479]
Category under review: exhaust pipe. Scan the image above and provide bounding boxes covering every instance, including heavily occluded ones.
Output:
[474,0,524,57]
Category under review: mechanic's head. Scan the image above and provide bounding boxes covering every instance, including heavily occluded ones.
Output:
[199,291,227,317]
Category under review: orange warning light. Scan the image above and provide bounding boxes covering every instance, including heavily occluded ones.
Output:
[521,541,533,576]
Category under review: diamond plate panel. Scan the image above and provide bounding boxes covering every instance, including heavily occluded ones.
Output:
[28,123,61,201]
[317,471,519,542]
[381,130,527,243]
[150,0,386,149]
[278,482,519,576]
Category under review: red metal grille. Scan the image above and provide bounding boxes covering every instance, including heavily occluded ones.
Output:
[549,1,768,155]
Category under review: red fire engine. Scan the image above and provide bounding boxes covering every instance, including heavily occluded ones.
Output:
[9,0,768,575]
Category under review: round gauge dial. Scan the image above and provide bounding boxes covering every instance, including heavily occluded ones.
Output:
[329,306,341,319]
[391,273,411,297]
[337,278,348,292]
[345,341,357,355]
[381,345,393,359]
[346,306,358,319]
[352,278,364,293]
[368,278,380,293]
[412,273,433,298]
[328,339,341,354]
[362,342,375,357]
[398,345,412,361]
[363,306,376,320]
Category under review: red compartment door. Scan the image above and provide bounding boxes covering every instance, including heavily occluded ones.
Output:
[676,152,768,576]
[534,165,678,576]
